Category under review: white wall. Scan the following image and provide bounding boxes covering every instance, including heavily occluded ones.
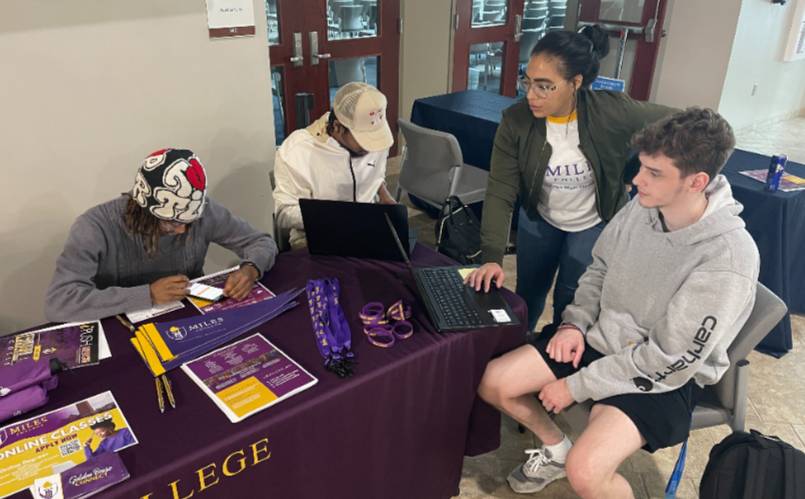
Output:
[399,0,454,121]
[0,1,275,331]
[651,0,743,110]
[718,0,805,130]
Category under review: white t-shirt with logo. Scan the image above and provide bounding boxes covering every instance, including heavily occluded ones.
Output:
[536,114,601,232]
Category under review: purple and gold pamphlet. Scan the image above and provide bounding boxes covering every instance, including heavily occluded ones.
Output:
[182,333,317,423]
[1,321,103,370]
[0,391,137,497]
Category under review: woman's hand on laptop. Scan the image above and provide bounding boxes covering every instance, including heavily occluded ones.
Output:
[464,263,505,292]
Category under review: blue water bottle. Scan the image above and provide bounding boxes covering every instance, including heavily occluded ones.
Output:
[765,154,787,192]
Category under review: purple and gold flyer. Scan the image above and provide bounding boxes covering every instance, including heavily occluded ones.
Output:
[0,391,137,497]
[182,334,317,423]
[1,321,102,370]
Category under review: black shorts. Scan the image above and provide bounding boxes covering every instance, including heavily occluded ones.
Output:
[529,326,702,453]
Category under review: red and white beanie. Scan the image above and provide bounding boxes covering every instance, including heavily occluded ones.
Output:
[130,148,208,223]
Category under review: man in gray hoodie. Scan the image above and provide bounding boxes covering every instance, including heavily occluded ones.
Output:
[45,148,278,323]
[478,108,759,498]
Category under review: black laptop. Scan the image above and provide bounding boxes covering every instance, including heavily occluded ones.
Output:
[381,214,519,332]
[299,199,411,261]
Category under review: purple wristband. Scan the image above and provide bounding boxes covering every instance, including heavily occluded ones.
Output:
[392,320,414,340]
[364,324,395,348]
[360,302,387,326]
[387,300,412,322]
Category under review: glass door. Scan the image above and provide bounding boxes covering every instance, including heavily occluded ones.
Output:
[452,0,524,96]
[515,0,573,96]
[267,0,400,146]
[576,0,668,100]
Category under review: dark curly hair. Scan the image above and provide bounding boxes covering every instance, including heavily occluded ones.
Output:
[530,25,610,87]
[631,107,736,180]
[123,197,190,256]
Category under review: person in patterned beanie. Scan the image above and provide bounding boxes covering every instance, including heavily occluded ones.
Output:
[45,148,277,322]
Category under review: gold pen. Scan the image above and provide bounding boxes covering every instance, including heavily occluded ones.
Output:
[119,316,167,413]
[115,314,136,333]
[161,374,177,409]
[155,377,165,414]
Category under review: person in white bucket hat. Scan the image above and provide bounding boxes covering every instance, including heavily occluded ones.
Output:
[273,82,396,249]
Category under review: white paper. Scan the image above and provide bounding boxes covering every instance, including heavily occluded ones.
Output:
[97,322,111,360]
[188,283,225,302]
[125,301,184,324]
[206,0,255,29]
[489,309,511,323]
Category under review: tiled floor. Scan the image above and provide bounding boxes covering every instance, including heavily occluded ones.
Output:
[385,115,805,498]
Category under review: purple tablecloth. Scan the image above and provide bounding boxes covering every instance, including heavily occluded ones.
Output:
[9,246,526,499]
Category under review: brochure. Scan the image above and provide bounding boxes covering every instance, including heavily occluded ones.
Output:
[0,391,138,497]
[1,321,108,370]
[739,168,805,192]
[182,333,317,423]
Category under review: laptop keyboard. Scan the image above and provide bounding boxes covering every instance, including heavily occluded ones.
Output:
[418,267,484,329]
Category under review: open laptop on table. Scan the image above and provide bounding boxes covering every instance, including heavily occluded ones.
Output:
[299,198,411,261]
[381,214,519,332]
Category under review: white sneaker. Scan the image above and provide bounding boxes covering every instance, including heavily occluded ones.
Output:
[507,447,567,494]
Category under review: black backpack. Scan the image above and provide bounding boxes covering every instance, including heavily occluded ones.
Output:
[435,196,482,265]
[699,430,805,498]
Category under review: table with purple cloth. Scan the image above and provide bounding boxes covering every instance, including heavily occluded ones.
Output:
[411,90,803,356]
[9,246,526,499]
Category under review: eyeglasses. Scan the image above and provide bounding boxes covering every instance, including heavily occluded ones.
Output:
[517,77,559,98]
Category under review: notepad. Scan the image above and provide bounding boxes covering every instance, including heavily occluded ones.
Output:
[188,283,225,302]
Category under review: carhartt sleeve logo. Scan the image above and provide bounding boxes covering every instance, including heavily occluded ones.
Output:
[653,315,718,383]
[632,377,654,392]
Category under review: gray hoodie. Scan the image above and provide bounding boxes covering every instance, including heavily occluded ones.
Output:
[45,196,277,323]
[563,175,759,402]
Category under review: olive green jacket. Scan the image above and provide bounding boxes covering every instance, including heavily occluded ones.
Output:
[480,89,676,264]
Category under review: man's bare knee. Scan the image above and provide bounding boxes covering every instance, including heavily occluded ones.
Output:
[566,445,606,498]
[478,372,501,405]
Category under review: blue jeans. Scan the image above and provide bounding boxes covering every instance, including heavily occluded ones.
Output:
[515,207,605,331]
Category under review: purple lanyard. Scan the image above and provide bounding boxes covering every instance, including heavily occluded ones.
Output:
[306,278,355,377]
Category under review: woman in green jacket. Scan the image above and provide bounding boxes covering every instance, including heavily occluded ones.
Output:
[466,26,674,331]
